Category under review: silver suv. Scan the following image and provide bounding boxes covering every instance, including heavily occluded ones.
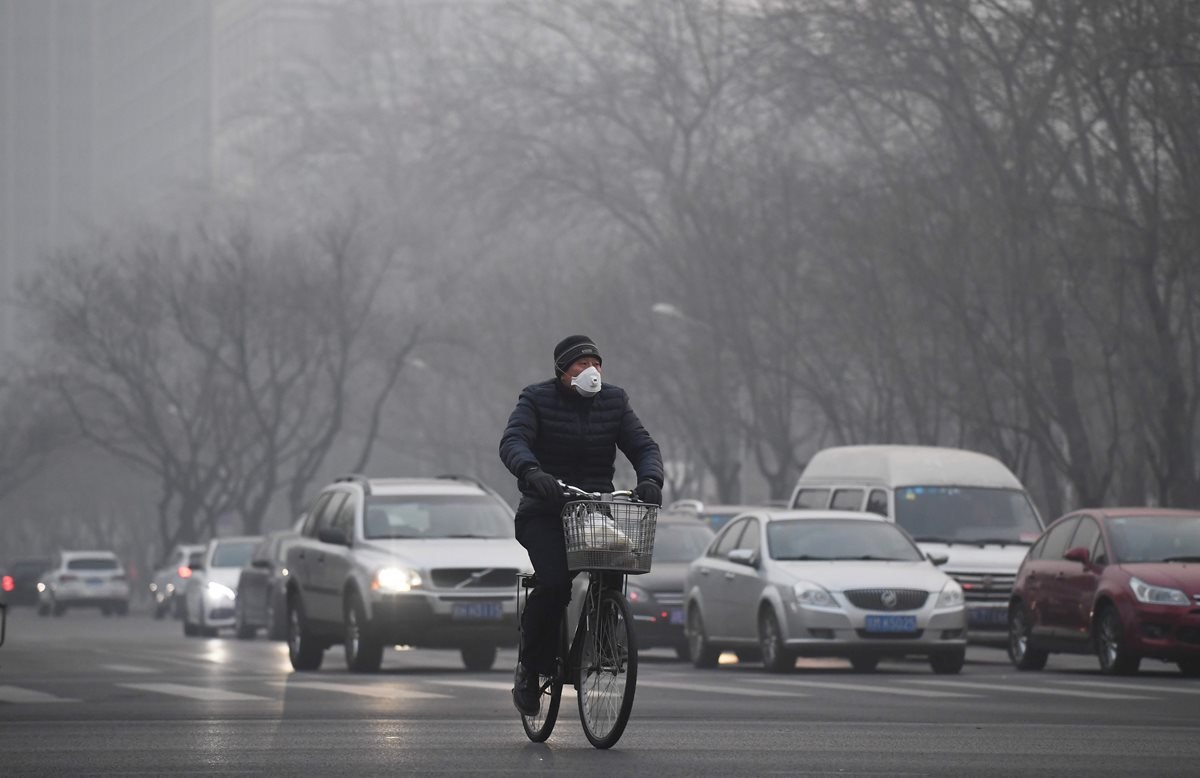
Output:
[285,475,529,672]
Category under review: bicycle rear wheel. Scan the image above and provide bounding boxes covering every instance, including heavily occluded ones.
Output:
[577,588,638,749]
[521,614,567,742]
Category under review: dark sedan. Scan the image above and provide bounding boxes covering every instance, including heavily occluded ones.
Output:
[4,558,49,606]
[234,530,297,640]
[1008,508,1200,676]
[626,513,715,659]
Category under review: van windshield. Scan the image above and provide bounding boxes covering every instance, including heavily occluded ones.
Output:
[894,487,1042,545]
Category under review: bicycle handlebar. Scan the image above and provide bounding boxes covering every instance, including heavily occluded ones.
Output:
[557,481,639,502]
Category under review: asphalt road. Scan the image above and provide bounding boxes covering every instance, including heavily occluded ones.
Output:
[1,605,1198,777]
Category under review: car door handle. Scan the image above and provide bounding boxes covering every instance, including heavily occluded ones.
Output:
[724,572,736,581]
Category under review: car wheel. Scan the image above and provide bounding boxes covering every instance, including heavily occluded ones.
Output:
[183,613,199,637]
[52,601,66,617]
[115,601,128,616]
[687,607,720,669]
[1008,603,1048,671]
[38,602,50,617]
[235,603,256,640]
[930,648,965,674]
[343,593,383,673]
[461,644,497,671]
[267,593,288,641]
[1096,606,1140,675]
[758,609,792,673]
[101,606,112,617]
[849,655,879,672]
[1178,659,1200,678]
[674,640,692,662]
[288,595,325,671]
[153,601,167,620]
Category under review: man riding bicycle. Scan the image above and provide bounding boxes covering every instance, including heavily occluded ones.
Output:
[499,335,663,716]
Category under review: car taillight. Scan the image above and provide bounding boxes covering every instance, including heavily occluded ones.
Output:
[1,576,13,592]
[178,566,192,579]
[59,574,78,582]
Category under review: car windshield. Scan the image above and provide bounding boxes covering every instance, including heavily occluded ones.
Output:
[66,558,119,571]
[894,486,1042,544]
[1106,516,1200,564]
[653,523,716,562]
[211,542,257,568]
[768,520,924,561]
[364,495,514,539]
[13,560,48,575]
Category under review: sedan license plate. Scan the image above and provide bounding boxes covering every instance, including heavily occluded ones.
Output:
[668,607,684,625]
[87,578,105,586]
[968,607,1007,626]
[864,614,917,633]
[451,602,503,621]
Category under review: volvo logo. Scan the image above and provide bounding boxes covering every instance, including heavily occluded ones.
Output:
[456,569,494,589]
[880,590,898,609]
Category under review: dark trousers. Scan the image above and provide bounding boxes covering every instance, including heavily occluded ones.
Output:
[515,497,574,676]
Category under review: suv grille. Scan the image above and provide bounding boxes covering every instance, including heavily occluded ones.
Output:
[951,572,1015,603]
[845,589,929,611]
[430,568,518,589]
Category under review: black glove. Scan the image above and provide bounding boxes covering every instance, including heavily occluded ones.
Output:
[634,480,662,506]
[523,466,562,501]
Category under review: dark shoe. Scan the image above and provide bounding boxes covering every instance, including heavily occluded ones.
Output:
[512,663,540,716]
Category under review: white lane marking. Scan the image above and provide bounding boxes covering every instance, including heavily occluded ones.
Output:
[638,680,803,697]
[425,679,577,698]
[902,679,1154,700]
[269,681,450,700]
[101,664,157,674]
[1054,679,1200,696]
[0,685,78,704]
[742,677,977,698]
[118,683,270,702]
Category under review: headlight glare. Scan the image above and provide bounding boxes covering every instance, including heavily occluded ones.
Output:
[206,581,235,599]
[1129,576,1189,606]
[373,567,422,592]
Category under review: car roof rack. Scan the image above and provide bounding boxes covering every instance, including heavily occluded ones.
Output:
[334,473,372,496]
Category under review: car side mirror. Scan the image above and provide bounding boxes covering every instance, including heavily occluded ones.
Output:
[251,559,271,570]
[191,561,205,571]
[727,549,759,568]
[1063,547,1090,565]
[926,552,949,566]
[318,527,350,546]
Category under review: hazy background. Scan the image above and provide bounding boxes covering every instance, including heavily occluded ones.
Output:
[2,0,1198,581]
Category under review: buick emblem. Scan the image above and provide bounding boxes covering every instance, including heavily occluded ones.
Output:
[981,576,994,592]
[880,590,898,609]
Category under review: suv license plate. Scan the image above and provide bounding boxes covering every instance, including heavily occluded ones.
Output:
[864,615,917,633]
[968,607,1007,626]
[452,602,503,621]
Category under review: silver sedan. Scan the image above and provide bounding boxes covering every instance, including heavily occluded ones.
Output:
[684,510,967,673]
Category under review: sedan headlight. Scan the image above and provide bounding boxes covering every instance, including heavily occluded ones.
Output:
[935,580,964,608]
[206,581,235,600]
[1129,576,1189,606]
[793,581,839,609]
[373,567,422,592]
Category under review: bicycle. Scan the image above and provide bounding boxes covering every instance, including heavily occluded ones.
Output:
[516,483,658,749]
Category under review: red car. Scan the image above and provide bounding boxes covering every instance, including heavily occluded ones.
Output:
[1008,508,1200,676]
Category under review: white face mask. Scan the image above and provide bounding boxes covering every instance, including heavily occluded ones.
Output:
[571,366,602,397]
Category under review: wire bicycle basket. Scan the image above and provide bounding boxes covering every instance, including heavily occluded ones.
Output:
[562,499,657,574]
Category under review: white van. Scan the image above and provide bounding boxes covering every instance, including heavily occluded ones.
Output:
[788,445,1044,639]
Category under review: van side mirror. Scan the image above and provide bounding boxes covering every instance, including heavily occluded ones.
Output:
[727,549,759,568]
[926,552,949,566]
[318,527,350,546]
[1063,547,1090,565]
[251,559,272,570]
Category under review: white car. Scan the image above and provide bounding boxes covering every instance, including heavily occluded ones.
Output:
[685,510,967,673]
[37,550,131,617]
[183,536,260,637]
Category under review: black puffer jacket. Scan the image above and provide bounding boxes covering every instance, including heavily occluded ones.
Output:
[499,378,663,498]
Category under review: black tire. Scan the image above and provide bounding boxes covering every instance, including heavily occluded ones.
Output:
[53,602,66,617]
[930,648,966,674]
[1096,606,1140,675]
[38,602,50,617]
[577,589,637,749]
[674,640,692,662]
[183,614,199,637]
[267,591,288,641]
[850,655,880,672]
[114,601,128,616]
[343,593,383,673]
[153,601,167,620]
[687,607,720,669]
[759,609,792,673]
[521,617,567,743]
[234,604,256,640]
[288,594,325,671]
[101,606,112,617]
[461,644,497,671]
[1008,603,1049,671]
[1178,659,1200,678]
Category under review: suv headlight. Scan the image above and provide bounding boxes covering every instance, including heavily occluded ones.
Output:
[936,580,964,608]
[206,581,235,600]
[793,581,839,609]
[1129,576,1189,606]
[373,567,422,593]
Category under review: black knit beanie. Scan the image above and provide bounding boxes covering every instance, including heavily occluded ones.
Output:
[553,335,602,376]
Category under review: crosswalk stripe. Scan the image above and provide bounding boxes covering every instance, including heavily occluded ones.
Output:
[742,677,977,698]
[901,679,1154,700]
[118,683,269,702]
[269,681,450,700]
[101,664,156,674]
[1054,679,1200,696]
[639,680,803,697]
[0,685,78,704]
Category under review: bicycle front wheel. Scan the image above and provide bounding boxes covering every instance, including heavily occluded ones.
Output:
[577,589,638,749]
